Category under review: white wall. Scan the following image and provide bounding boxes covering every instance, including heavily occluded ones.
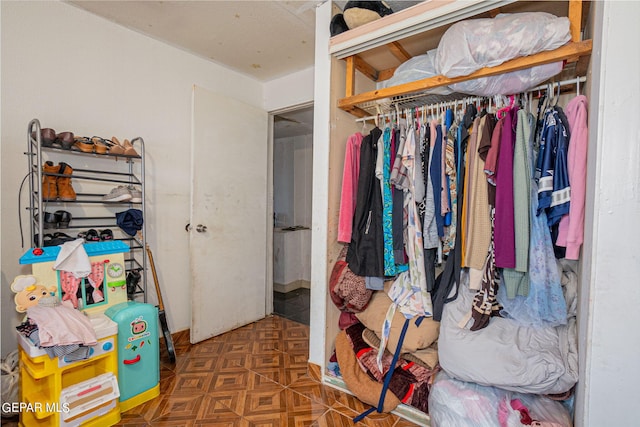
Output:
[273,134,313,227]
[576,1,640,426]
[0,1,265,355]
[264,67,314,113]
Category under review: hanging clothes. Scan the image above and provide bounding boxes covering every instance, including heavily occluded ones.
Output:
[347,128,384,277]
[497,110,567,327]
[430,124,445,238]
[464,116,493,291]
[556,95,589,260]
[494,107,518,268]
[338,132,364,243]
[378,123,433,370]
[392,127,407,266]
[442,121,458,255]
[502,109,534,297]
[381,126,408,276]
[536,106,571,226]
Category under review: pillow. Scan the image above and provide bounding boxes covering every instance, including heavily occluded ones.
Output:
[356,284,439,354]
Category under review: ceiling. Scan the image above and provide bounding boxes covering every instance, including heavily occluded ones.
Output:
[68,0,319,82]
[67,1,422,137]
[68,1,423,82]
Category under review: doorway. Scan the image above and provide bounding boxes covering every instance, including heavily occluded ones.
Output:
[271,105,314,325]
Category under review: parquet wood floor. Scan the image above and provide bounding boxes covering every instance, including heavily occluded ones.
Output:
[115,315,420,426]
[1,315,420,426]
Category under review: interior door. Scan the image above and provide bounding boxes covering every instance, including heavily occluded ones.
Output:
[190,85,268,344]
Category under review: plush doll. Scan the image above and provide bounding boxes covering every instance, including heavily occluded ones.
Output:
[330,1,394,36]
[11,275,57,313]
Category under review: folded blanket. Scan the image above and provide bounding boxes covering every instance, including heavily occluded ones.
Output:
[344,322,438,414]
[335,329,400,413]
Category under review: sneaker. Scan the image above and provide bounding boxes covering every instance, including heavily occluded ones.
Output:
[102,186,133,202]
[128,186,142,203]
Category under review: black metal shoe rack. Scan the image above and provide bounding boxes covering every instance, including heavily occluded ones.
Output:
[25,118,148,302]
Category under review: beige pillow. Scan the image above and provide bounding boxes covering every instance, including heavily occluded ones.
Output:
[356,288,440,354]
[362,327,439,369]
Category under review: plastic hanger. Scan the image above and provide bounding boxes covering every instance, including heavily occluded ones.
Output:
[496,94,514,119]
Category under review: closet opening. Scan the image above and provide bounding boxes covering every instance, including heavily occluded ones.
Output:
[271,104,314,325]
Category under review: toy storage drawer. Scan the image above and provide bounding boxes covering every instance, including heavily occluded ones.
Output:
[60,372,119,422]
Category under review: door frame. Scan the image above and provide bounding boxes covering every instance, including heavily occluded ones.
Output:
[267,101,314,316]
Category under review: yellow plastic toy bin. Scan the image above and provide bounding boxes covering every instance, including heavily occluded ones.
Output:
[16,241,132,426]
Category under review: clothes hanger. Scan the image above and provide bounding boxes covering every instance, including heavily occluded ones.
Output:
[496,94,514,119]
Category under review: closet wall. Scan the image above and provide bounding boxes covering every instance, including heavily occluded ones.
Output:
[309,1,640,426]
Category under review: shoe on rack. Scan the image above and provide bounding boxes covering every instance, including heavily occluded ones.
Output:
[91,136,110,154]
[56,132,75,150]
[55,210,72,228]
[35,211,61,229]
[102,186,133,202]
[122,139,139,157]
[33,128,57,147]
[73,137,94,153]
[109,136,126,156]
[100,229,114,241]
[57,162,77,201]
[128,186,142,203]
[126,269,141,300]
[42,161,59,200]
[84,229,100,242]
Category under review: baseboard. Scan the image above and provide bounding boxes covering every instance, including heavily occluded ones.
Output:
[273,280,310,293]
[307,362,322,382]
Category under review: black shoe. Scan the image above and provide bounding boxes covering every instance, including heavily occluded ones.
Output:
[126,270,141,300]
[55,210,72,228]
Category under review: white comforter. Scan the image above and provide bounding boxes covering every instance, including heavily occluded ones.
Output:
[438,260,579,395]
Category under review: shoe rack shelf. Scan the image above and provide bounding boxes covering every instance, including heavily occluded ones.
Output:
[25,118,148,302]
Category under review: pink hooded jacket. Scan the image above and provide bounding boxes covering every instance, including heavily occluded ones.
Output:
[338,132,364,243]
[557,95,588,260]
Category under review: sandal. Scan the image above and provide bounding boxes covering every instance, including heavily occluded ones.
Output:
[100,229,114,241]
[84,229,100,242]
[91,136,110,154]
[74,137,94,153]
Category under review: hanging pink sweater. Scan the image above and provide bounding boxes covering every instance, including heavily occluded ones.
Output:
[557,95,589,260]
[338,133,364,243]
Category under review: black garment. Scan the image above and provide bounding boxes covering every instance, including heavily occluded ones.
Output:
[347,128,384,277]
[391,128,405,265]
[430,144,466,321]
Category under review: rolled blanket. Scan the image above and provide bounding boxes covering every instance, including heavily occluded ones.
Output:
[334,329,400,413]
[344,322,438,414]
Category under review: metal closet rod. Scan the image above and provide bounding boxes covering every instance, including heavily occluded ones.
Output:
[355,76,587,123]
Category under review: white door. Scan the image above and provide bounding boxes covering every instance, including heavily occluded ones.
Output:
[190,85,268,344]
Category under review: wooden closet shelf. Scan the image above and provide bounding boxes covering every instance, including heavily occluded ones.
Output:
[338,39,592,118]
[335,0,590,117]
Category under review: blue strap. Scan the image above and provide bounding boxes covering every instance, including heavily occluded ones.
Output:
[353,317,411,423]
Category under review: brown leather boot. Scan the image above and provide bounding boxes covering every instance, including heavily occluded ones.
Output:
[57,162,76,201]
[42,161,58,200]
